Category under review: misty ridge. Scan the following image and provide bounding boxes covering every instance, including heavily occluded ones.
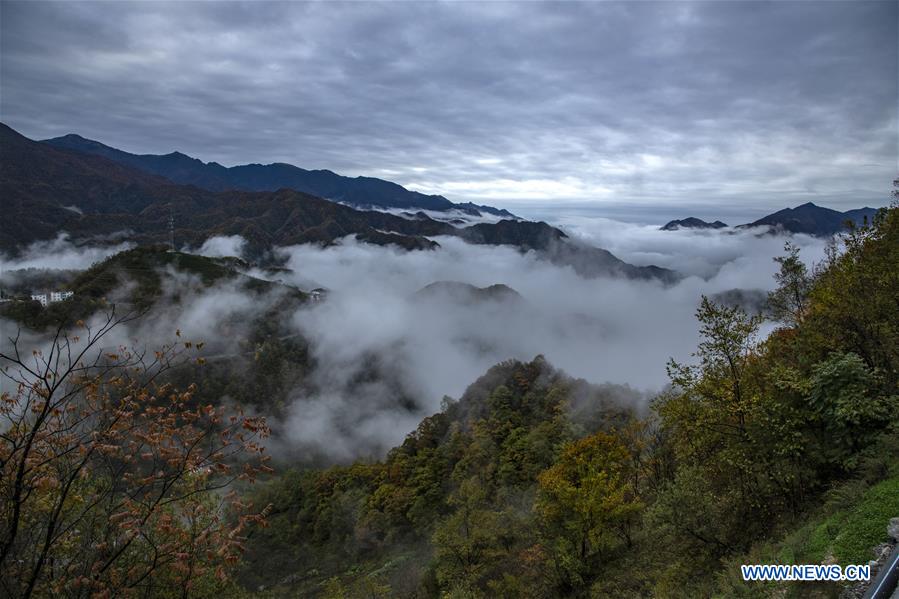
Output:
[1,218,830,462]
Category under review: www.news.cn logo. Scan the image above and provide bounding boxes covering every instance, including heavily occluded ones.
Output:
[741,564,871,582]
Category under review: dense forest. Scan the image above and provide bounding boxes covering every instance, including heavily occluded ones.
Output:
[2,202,897,597]
[241,202,899,597]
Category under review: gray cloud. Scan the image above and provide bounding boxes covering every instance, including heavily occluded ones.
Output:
[1,1,895,212]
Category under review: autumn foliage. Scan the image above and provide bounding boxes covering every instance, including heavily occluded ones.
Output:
[0,312,272,597]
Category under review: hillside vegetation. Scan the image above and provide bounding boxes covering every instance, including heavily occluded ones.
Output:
[241,203,898,597]
[3,197,895,597]
[0,246,306,330]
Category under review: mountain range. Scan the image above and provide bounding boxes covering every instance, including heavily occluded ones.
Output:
[0,123,676,282]
[662,204,879,236]
[43,132,513,218]
[738,202,879,236]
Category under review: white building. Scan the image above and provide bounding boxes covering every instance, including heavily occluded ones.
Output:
[30,291,74,307]
[50,291,73,302]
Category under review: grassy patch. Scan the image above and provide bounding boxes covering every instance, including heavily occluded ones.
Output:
[806,475,899,565]
[715,473,899,598]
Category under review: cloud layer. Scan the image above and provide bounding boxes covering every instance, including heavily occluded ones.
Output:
[267,220,828,458]
[0,222,840,460]
[1,1,895,211]
[0,233,132,271]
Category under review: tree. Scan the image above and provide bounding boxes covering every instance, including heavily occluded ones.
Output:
[535,431,641,593]
[664,296,762,451]
[431,477,508,594]
[805,351,894,461]
[0,312,272,597]
[802,202,898,379]
[654,297,775,554]
[768,241,812,326]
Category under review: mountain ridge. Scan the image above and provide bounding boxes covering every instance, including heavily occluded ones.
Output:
[43,132,514,218]
[660,217,728,230]
[660,203,881,237]
[414,281,523,304]
[738,202,879,236]
[1,123,677,282]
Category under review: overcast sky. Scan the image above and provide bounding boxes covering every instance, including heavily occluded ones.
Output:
[1,1,896,212]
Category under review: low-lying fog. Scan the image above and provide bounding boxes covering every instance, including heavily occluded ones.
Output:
[272,222,826,394]
[0,234,133,271]
[1,217,830,460]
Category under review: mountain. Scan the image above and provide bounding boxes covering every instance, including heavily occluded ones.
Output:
[457,219,567,250]
[449,220,679,282]
[739,202,879,236]
[1,122,446,254]
[660,217,728,231]
[2,123,677,282]
[544,241,680,282]
[240,355,639,594]
[43,132,514,218]
[0,123,171,251]
[0,245,308,330]
[415,281,523,304]
[842,207,881,225]
[710,288,769,315]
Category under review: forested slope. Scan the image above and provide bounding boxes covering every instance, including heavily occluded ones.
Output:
[243,203,898,598]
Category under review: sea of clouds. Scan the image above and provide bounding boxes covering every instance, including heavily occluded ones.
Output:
[1,217,831,460]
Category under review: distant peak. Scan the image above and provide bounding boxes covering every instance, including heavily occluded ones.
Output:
[164,151,202,163]
[45,132,103,144]
[660,217,728,231]
[795,202,818,209]
[42,132,114,151]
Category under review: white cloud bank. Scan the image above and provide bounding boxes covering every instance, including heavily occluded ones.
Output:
[192,235,247,259]
[0,234,133,272]
[1,222,831,461]
[264,221,828,458]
